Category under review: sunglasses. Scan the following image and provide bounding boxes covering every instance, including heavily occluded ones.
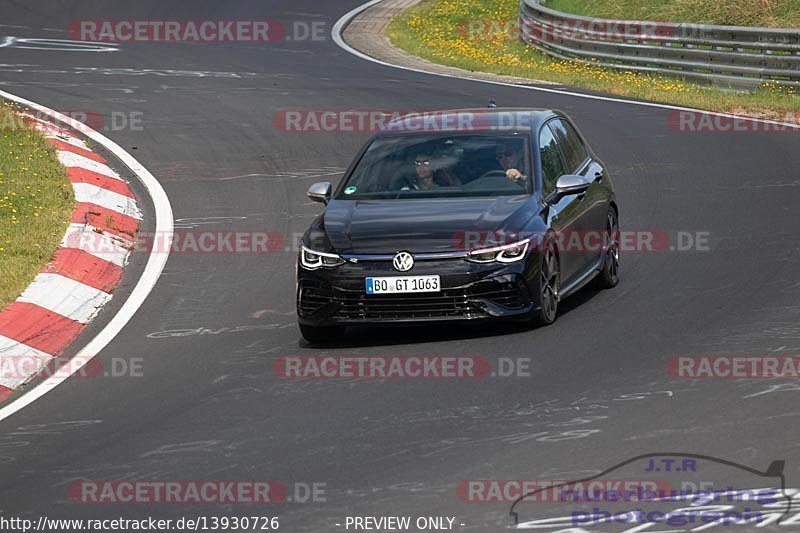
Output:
[414,160,432,166]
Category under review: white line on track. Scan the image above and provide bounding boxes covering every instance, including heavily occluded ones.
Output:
[331,0,800,130]
[0,89,174,422]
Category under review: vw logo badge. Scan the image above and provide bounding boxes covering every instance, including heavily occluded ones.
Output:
[392,251,414,272]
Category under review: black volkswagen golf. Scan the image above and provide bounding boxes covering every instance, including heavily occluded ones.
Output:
[296,109,619,342]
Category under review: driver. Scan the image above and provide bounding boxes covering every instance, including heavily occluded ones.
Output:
[405,154,460,190]
[412,154,439,190]
[496,143,525,182]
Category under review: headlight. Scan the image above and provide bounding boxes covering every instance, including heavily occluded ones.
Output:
[300,245,345,269]
[467,238,530,263]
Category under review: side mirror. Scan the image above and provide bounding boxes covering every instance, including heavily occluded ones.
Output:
[552,174,591,202]
[307,182,332,204]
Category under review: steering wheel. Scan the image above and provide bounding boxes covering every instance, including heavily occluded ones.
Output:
[480,169,508,179]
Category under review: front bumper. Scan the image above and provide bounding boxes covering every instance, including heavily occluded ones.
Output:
[296,256,538,326]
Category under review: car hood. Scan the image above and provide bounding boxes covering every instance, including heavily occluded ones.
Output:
[322,196,534,253]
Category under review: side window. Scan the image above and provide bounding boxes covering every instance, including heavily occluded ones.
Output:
[549,118,589,173]
[539,124,566,194]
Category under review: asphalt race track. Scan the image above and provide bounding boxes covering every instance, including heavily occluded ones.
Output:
[1,1,800,531]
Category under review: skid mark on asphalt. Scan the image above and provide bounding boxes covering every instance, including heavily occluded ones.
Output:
[217,341,286,367]
[0,64,263,78]
[218,167,346,182]
[172,216,248,229]
[7,419,103,436]
[154,161,308,182]
[308,390,686,461]
[251,309,296,318]
[743,383,800,399]
[146,323,293,339]
[139,440,224,458]
[205,386,266,403]
[0,37,118,52]
[0,81,140,94]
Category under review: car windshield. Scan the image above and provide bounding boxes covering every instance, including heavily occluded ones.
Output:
[336,134,531,199]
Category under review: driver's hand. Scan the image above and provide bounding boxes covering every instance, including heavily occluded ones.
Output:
[506,168,523,181]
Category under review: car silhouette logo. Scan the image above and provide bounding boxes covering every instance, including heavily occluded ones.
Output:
[508,452,793,528]
[393,252,414,272]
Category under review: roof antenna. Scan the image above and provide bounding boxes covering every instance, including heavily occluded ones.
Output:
[488,98,497,108]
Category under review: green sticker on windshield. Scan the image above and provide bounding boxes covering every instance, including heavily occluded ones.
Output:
[344,186,357,195]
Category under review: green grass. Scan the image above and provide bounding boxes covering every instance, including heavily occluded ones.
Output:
[0,102,74,309]
[545,0,800,28]
[387,0,800,115]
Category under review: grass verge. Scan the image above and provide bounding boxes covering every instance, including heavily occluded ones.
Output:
[387,0,800,115]
[545,0,800,29]
[0,102,74,309]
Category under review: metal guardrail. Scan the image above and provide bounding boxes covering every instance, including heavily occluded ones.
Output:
[520,0,800,87]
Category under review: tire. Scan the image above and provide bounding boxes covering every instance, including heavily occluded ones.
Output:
[594,207,620,289]
[299,324,346,343]
[534,238,560,326]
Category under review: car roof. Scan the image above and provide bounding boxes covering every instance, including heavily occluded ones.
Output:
[378,107,557,136]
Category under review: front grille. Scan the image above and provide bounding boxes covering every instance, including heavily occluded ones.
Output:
[299,276,530,321]
[334,290,478,320]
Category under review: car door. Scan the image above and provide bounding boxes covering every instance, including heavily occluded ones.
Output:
[538,121,586,285]
[548,117,607,268]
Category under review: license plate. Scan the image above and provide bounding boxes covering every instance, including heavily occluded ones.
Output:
[366,275,440,295]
